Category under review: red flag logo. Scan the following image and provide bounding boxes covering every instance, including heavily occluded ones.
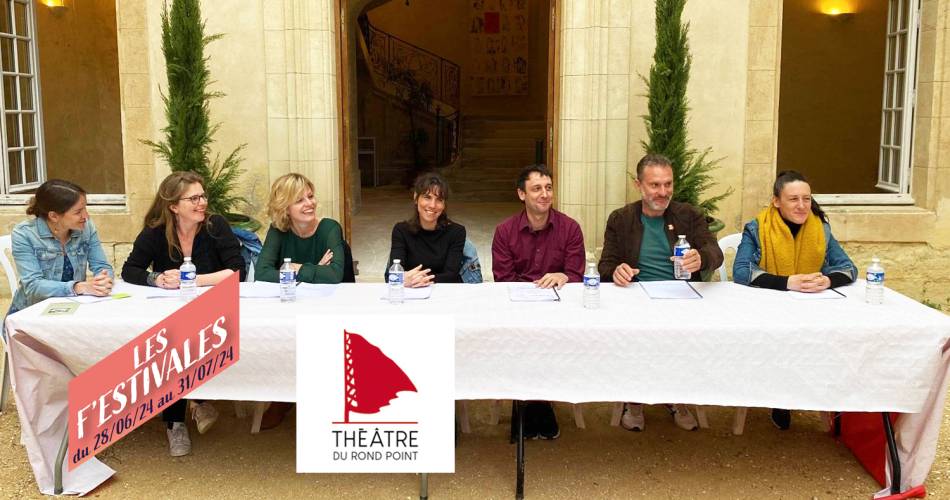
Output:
[342,330,417,423]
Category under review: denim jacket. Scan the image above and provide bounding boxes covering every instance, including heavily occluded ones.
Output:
[8,217,113,314]
[460,239,483,284]
[732,218,856,286]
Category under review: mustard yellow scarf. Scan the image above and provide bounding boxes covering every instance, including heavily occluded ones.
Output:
[756,206,825,276]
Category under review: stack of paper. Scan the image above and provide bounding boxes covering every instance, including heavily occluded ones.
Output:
[507,283,560,302]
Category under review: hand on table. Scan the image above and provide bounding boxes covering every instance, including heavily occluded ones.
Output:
[787,272,830,293]
[612,263,639,287]
[156,269,180,289]
[534,272,568,289]
[76,270,113,296]
[404,265,434,288]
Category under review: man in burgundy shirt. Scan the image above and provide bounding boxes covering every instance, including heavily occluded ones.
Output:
[491,164,586,439]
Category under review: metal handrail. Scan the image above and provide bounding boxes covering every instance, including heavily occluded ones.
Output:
[357,14,462,165]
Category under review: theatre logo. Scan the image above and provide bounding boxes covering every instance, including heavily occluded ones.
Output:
[296,315,454,473]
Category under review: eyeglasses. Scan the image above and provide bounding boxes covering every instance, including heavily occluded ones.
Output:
[179,193,208,205]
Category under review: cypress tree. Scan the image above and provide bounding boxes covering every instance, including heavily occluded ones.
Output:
[642,0,731,218]
[144,0,245,217]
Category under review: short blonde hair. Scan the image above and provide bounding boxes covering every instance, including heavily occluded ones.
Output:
[267,173,316,232]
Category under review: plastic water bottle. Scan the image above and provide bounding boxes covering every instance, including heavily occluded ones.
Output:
[388,259,404,304]
[180,257,197,301]
[866,257,885,305]
[583,261,600,309]
[279,258,296,303]
[673,235,691,280]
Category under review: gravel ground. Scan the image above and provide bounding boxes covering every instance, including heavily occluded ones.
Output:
[2,399,949,499]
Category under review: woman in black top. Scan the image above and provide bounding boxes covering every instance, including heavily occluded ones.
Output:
[385,172,465,287]
[121,171,245,457]
[122,172,245,288]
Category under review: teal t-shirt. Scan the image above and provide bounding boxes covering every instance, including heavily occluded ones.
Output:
[637,214,674,281]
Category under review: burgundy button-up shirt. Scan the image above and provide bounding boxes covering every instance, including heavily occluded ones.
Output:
[491,208,586,282]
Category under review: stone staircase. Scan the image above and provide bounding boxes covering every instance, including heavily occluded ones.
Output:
[445,117,546,202]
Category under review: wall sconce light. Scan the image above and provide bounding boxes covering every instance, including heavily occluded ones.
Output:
[41,0,67,10]
[820,1,855,20]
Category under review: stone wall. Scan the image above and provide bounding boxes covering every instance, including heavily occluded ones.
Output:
[1,0,950,311]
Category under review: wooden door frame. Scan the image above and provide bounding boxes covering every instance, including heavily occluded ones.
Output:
[335,0,353,242]
[546,0,561,195]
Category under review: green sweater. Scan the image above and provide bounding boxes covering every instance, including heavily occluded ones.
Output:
[256,218,345,284]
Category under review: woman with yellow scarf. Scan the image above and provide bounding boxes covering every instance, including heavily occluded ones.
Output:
[733,170,857,429]
[734,170,856,293]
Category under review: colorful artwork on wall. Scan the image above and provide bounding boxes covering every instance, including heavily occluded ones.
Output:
[469,0,529,96]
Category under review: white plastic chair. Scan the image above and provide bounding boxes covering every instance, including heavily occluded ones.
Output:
[716,233,742,282]
[0,235,18,412]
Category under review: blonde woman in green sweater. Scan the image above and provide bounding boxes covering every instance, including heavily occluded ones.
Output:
[257,173,344,284]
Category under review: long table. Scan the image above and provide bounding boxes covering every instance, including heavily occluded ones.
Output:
[5,280,950,497]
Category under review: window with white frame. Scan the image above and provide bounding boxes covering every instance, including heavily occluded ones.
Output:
[0,0,42,194]
[876,0,919,196]
[778,0,921,205]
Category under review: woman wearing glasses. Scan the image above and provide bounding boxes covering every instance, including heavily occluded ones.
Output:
[121,171,245,457]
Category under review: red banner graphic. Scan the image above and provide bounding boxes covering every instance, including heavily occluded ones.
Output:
[67,272,240,470]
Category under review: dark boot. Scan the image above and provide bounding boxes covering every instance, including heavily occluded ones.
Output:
[260,402,294,430]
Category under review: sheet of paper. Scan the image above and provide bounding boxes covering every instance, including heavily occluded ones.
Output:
[788,288,846,300]
[239,282,280,298]
[507,283,560,302]
[639,280,702,299]
[380,285,433,300]
[145,286,211,299]
[145,286,186,298]
[42,302,79,316]
[297,283,338,299]
[66,293,131,304]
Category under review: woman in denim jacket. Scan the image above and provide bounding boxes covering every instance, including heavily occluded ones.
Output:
[8,180,113,317]
[732,170,856,430]
[733,170,856,291]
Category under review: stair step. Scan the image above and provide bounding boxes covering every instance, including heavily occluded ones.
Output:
[461,154,536,163]
[463,137,543,147]
[459,162,532,172]
[464,118,545,126]
[449,179,515,191]
[463,128,545,139]
[450,165,523,175]
[451,190,520,202]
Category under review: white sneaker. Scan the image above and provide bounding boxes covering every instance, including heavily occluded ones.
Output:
[192,402,219,434]
[166,422,191,457]
[670,404,698,431]
[620,403,645,431]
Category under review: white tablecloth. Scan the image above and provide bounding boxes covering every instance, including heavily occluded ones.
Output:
[6,280,950,495]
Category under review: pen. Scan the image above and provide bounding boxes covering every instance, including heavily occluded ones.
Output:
[552,287,561,301]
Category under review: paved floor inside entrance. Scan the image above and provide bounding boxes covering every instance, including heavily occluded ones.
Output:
[350,186,522,283]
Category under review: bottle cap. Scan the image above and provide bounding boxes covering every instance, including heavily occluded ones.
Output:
[284,257,291,262]
[872,257,880,262]
[184,257,191,261]
[394,259,401,264]
[678,234,686,238]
